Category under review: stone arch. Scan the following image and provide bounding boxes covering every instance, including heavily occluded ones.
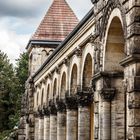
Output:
[60,72,66,98]
[81,43,94,87]
[70,64,78,94]
[82,53,93,88]
[103,14,125,72]
[81,51,94,139]
[41,88,44,105]
[46,84,50,104]
[69,55,80,92]
[53,78,57,99]
[100,2,127,39]
[36,91,39,107]
[41,49,47,64]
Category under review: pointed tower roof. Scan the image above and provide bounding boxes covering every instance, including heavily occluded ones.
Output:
[32,0,79,41]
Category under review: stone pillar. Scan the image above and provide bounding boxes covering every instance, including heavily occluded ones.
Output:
[38,108,44,140]
[18,116,26,140]
[92,72,116,140]
[56,99,66,140]
[120,54,140,139]
[100,88,115,140]
[34,116,39,140]
[43,106,50,140]
[25,123,29,140]
[77,90,93,140]
[49,100,57,140]
[65,94,78,140]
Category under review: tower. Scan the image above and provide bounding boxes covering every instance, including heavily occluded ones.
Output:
[26,0,79,76]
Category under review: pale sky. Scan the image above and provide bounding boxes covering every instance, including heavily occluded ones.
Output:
[0,0,93,64]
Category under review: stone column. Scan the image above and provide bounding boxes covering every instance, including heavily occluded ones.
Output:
[49,100,57,140]
[34,115,39,140]
[100,88,115,140]
[120,54,140,139]
[43,106,50,140]
[56,99,66,140]
[25,122,29,140]
[38,107,44,140]
[77,90,93,140]
[65,94,78,140]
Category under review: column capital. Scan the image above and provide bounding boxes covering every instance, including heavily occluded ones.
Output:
[43,104,50,116]
[77,87,94,107]
[56,98,66,113]
[65,93,78,110]
[100,88,116,102]
[49,99,57,115]
[38,105,44,118]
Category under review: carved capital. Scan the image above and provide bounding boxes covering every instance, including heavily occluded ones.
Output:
[100,88,116,102]
[77,90,94,107]
[38,105,44,118]
[43,104,50,116]
[56,98,66,113]
[49,100,57,115]
[65,93,78,110]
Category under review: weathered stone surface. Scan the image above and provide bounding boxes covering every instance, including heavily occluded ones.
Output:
[57,112,66,140]
[66,110,78,140]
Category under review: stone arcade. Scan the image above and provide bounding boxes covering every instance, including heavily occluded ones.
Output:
[18,0,140,139]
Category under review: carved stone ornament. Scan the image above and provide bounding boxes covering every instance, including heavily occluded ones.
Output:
[75,47,82,57]
[94,40,103,73]
[65,93,78,110]
[55,66,60,74]
[100,88,116,101]
[43,104,50,116]
[38,105,44,118]
[128,100,140,109]
[26,115,34,127]
[49,99,57,115]
[77,90,94,107]
[56,98,66,113]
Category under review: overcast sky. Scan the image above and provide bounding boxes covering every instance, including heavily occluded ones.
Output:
[0,0,93,64]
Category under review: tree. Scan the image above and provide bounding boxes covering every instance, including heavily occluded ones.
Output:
[0,50,16,131]
[0,51,28,139]
[9,52,29,129]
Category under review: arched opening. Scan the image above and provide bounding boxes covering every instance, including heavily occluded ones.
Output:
[104,17,125,72]
[41,50,47,64]
[41,89,44,105]
[104,16,126,139]
[53,79,57,99]
[60,72,66,99]
[46,84,50,104]
[36,92,39,106]
[82,53,94,140]
[83,53,93,88]
[70,64,78,94]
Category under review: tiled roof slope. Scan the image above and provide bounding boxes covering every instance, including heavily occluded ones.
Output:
[32,0,79,41]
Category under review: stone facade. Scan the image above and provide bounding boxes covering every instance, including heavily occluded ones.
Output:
[19,0,140,140]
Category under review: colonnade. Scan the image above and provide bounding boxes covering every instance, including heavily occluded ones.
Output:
[34,89,93,140]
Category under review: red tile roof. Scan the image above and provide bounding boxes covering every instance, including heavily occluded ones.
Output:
[31,0,79,41]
